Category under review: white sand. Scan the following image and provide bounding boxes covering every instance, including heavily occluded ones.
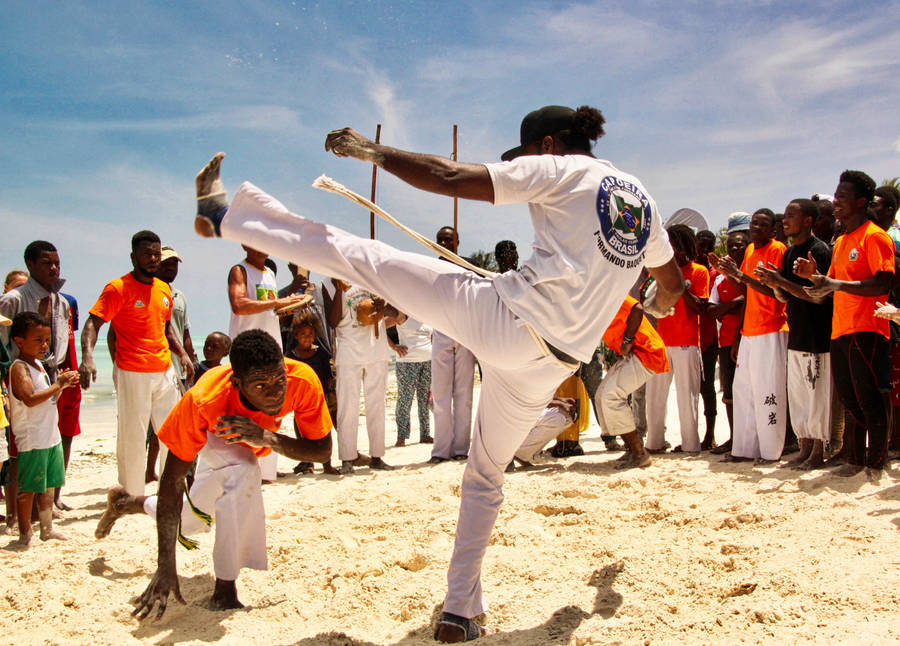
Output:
[2,382,899,645]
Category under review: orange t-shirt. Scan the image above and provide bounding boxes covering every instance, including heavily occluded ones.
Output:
[740,240,788,337]
[827,220,895,339]
[711,274,743,347]
[90,274,173,373]
[656,262,710,347]
[157,359,332,463]
[603,296,669,374]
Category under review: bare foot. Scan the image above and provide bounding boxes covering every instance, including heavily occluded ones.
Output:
[322,463,340,475]
[352,453,371,467]
[145,472,159,483]
[52,508,64,520]
[866,467,883,482]
[95,485,130,539]
[40,528,69,541]
[195,153,228,237]
[794,456,824,471]
[54,499,73,512]
[833,464,864,477]
[420,436,434,444]
[395,438,406,447]
[615,452,651,469]
[15,531,32,549]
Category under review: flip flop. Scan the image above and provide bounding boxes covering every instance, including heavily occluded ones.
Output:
[434,612,490,642]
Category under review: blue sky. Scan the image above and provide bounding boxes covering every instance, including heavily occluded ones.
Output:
[2,1,899,337]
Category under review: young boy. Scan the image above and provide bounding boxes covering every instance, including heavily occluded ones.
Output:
[7,312,79,546]
[192,331,231,385]
[287,311,338,474]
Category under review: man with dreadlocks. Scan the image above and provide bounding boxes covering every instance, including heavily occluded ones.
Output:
[95,329,332,617]
[190,104,684,641]
[645,224,709,454]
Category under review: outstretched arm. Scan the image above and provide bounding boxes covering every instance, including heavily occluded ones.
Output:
[325,128,495,202]
[133,451,194,620]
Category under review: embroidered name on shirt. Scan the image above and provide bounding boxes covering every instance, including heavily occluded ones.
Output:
[594,175,651,269]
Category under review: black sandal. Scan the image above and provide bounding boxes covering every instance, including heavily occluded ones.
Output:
[435,612,486,642]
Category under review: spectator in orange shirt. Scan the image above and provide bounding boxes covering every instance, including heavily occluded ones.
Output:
[79,231,194,496]
[710,209,788,463]
[646,225,710,454]
[95,330,332,616]
[707,217,749,455]
[797,170,894,478]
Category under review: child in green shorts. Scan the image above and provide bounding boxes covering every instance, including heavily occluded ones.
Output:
[8,312,79,547]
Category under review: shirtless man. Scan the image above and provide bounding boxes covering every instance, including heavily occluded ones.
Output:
[95,329,331,616]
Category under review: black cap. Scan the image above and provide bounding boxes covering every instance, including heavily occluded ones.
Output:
[500,105,576,162]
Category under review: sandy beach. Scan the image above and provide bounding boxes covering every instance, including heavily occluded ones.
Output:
[1,379,899,646]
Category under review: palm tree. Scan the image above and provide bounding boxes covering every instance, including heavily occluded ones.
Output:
[881,177,900,190]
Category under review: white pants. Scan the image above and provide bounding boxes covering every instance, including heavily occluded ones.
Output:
[431,330,475,459]
[221,182,575,617]
[258,452,278,481]
[336,360,388,461]
[732,332,788,460]
[515,406,572,463]
[645,346,701,452]
[596,354,657,436]
[116,367,180,495]
[144,433,266,581]
[787,350,832,442]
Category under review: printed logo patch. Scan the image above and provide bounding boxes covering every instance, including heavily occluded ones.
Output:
[594,175,652,269]
[849,248,859,261]
[135,300,145,308]
[162,296,170,309]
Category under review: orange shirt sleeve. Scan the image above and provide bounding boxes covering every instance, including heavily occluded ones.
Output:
[867,231,896,275]
[286,361,332,440]
[156,388,211,462]
[89,280,123,323]
[691,264,710,299]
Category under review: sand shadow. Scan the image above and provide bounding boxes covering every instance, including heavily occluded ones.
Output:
[280,562,623,645]
[129,572,232,643]
[88,556,150,581]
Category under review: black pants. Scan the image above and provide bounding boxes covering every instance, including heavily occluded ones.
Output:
[831,332,891,469]
[700,342,718,418]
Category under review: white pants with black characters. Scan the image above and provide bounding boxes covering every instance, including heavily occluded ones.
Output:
[220,181,575,617]
[645,346,701,452]
[732,332,788,460]
[431,330,475,459]
[787,350,831,442]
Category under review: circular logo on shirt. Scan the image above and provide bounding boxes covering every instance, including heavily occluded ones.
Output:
[849,248,859,261]
[595,175,651,268]
[162,296,170,308]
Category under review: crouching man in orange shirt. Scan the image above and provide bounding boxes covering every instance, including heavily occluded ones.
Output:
[94,329,332,617]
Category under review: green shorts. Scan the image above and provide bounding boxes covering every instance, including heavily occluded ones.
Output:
[17,443,65,493]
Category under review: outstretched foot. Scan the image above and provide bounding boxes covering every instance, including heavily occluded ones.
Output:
[54,498,73,512]
[615,452,651,470]
[95,485,131,539]
[195,153,228,237]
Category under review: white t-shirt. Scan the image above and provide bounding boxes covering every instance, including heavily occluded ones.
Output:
[486,154,673,362]
[8,360,61,452]
[326,283,390,365]
[395,317,433,363]
[229,261,282,349]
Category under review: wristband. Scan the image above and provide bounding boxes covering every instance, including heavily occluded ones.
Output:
[622,335,635,344]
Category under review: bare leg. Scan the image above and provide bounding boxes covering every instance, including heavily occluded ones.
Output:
[209,578,243,610]
[15,491,34,546]
[38,490,68,541]
[95,485,147,538]
[54,436,74,511]
[5,459,18,532]
[145,433,160,483]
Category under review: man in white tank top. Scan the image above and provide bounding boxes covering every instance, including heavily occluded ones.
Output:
[227,246,307,481]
